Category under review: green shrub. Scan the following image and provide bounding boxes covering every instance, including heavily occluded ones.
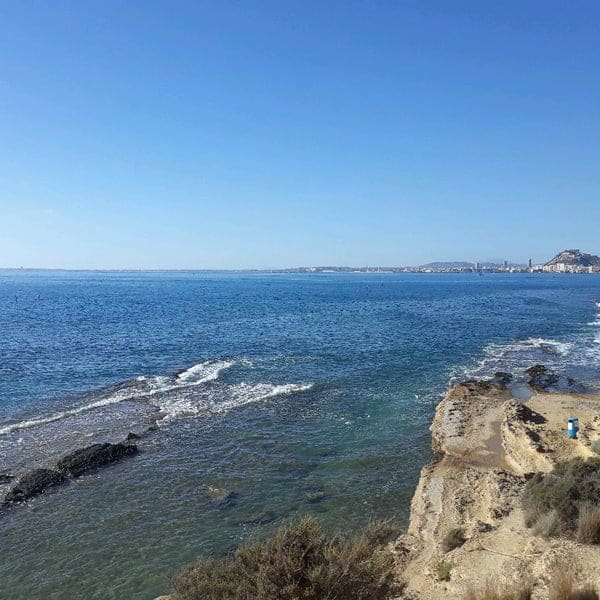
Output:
[436,560,453,582]
[442,526,466,552]
[522,457,600,539]
[170,517,403,600]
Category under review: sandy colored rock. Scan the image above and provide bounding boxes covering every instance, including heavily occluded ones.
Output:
[394,382,600,599]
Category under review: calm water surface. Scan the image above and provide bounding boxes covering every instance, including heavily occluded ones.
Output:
[1,271,600,599]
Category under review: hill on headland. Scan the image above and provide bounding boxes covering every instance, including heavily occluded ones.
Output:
[545,249,600,267]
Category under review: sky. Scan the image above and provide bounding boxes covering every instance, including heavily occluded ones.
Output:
[1,1,599,269]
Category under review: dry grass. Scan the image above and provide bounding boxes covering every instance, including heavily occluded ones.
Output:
[466,574,600,600]
[532,510,562,538]
[549,569,599,600]
[464,578,532,600]
[576,502,600,544]
[170,517,403,600]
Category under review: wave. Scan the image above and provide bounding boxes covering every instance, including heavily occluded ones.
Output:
[451,336,577,383]
[0,360,234,436]
[0,393,134,436]
[158,382,314,421]
[176,360,233,384]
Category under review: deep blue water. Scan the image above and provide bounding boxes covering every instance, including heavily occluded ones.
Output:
[1,271,599,599]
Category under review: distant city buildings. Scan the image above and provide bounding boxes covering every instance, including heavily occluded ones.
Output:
[538,263,597,274]
[271,250,600,274]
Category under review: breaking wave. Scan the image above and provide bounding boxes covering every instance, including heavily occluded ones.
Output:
[0,360,234,436]
[158,382,314,421]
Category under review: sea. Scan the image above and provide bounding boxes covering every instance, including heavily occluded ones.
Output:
[1,270,600,599]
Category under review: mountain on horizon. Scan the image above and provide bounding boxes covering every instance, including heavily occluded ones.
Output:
[545,249,600,267]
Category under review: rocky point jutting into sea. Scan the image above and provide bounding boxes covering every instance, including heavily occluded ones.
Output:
[394,368,600,598]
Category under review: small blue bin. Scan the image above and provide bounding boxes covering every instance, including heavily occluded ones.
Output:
[567,417,579,439]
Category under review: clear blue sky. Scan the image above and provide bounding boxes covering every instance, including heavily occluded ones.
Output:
[1,1,599,269]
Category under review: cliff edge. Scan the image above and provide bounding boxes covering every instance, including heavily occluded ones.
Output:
[394,379,600,598]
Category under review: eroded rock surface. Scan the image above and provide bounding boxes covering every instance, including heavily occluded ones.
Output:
[56,443,138,477]
[4,468,66,504]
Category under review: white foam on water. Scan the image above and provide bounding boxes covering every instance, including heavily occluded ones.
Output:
[0,391,138,435]
[451,336,580,384]
[159,382,314,421]
[0,361,234,436]
[176,360,233,384]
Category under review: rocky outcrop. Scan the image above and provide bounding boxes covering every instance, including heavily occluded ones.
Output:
[56,443,137,477]
[526,365,560,391]
[525,364,582,393]
[3,442,138,506]
[395,379,600,598]
[501,400,553,475]
[4,468,66,504]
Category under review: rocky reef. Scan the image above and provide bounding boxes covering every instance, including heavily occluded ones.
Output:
[3,441,137,506]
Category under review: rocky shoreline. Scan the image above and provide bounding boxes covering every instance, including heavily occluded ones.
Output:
[393,367,600,598]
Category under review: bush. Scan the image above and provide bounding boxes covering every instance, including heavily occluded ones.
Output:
[532,510,562,538]
[169,517,403,600]
[549,569,599,600]
[465,578,532,600]
[436,560,453,582]
[442,527,466,552]
[576,502,600,544]
[522,457,600,540]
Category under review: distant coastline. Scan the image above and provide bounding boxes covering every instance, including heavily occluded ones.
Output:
[2,248,599,274]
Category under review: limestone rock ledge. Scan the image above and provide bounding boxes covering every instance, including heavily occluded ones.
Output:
[394,380,600,599]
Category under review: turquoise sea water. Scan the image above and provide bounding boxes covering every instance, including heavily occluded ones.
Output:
[1,271,600,599]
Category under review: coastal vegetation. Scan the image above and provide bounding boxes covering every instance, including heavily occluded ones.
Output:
[435,560,454,582]
[169,517,402,600]
[465,571,600,600]
[523,457,600,543]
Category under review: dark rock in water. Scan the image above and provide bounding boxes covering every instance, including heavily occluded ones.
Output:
[56,443,137,477]
[203,485,238,507]
[4,469,66,504]
[525,364,560,391]
[0,473,14,485]
[126,432,141,441]
[493,372,513,386]
[305,491,331,504]
[241,510,277,526]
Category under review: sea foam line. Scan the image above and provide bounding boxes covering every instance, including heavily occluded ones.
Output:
[0,360,234,436]
[158,382,314,421]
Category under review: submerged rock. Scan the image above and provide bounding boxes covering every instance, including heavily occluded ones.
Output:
[0,473,14,485]
[493,371,513,386]
[56,442,137,477]
[525,364,559,391]
[203,485,238,507]
[241,510,277,525]
[4,468,66,504]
